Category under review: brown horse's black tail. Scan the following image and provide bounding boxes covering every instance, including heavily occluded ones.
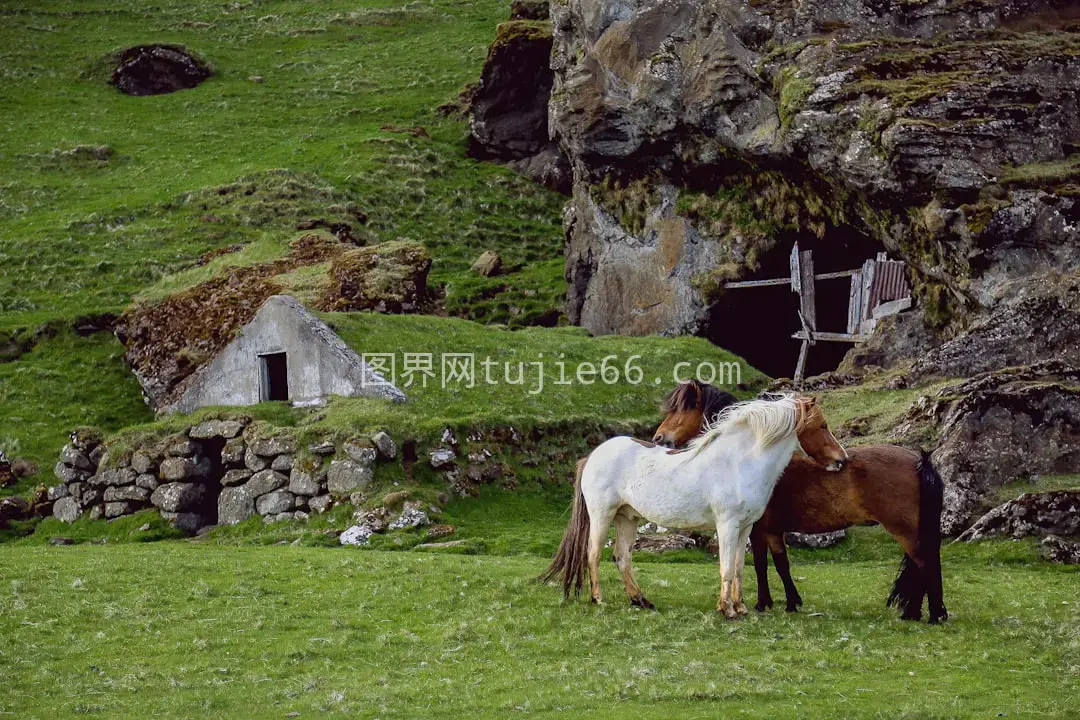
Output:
[538,457,590,598]
[888,451,947,622]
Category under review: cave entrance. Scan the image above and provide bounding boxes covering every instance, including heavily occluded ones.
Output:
[704,229,908,381]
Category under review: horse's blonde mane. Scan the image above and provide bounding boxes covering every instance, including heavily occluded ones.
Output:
[685,393,804,457]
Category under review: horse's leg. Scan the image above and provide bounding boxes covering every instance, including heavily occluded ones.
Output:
[767,532,803,612]
[586,504,617,605]
[732,524,753,616]
[887,530,927,621]
[613,511,654,610]
[715,522,742,619]
[751,523,774,612]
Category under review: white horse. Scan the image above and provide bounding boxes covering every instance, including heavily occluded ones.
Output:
[541,393,847,617]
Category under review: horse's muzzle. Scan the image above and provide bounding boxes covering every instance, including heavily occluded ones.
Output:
[826,458,847,472]
[652,434,674,449]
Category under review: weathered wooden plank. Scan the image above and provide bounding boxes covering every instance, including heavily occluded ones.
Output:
[724,269,860,290]
[794,339,809,386]
[872,296,912,319]
[723,277,793,289]
[847,271,863,335]
[799,250,816,332]
[813,269,861,281]
[790,243,801,294]
[792,331,871,343]
[859,258,876,335]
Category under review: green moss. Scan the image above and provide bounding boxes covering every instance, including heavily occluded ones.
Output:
[589,175,660,236]
[491,20,552,50]
[775,67,814,129]
[848,70,975,109]
[999,157,1080,187]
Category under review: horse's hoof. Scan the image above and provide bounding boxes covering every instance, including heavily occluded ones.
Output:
[785,604,799,613]
[590,597,604,606]
[755,601,772,613]
[631,596,656,611]
[734,602,749,616]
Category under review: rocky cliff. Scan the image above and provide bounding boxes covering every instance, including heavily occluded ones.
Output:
[549,0,1079,375]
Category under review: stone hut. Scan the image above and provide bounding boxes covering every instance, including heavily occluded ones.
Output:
[165,295,405,414]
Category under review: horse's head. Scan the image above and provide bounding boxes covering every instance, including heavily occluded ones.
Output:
[653,381,738,448]
[653,381,705,448]
[794,395,848,472]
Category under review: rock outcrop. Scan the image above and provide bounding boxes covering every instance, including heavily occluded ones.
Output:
[894,363,1080,533]
[468,6,571,193]
[546,0,1079,362]
[959,490,1080,542]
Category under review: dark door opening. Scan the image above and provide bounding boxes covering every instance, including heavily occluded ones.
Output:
[260,352,289,402]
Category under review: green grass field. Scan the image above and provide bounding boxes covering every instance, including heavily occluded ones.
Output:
[2,533,1077,719]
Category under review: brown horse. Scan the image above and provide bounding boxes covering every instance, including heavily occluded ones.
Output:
[654,382,947,624]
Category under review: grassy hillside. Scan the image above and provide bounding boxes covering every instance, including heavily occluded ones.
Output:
[0,0,564,329]
[0,0,577,488]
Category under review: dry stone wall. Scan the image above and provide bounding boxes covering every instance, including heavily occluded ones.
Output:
[49,419,399,533]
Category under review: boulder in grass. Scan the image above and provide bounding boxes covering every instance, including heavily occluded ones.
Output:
[1041,535,1080,564]
[111,44,212,97]
[470,250,503,277]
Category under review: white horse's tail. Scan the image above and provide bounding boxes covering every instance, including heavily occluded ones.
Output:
[538,456,590,597]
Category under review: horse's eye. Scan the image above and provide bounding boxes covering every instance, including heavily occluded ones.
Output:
[822,423,828,430]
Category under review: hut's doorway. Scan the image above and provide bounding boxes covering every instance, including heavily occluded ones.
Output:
[259,352,289,401]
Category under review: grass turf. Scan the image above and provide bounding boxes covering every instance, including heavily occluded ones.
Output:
[1,537,1077,719]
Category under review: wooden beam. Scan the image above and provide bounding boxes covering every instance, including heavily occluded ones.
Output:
[813,269,860,280]
[723,277,793,289]
[792,331,871,343]
[723,269,861,290]
[794,340,809,387]
[847,271,863,335]
[872,296,912,319]
[798,250,816,333]
[793,250,816,386]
